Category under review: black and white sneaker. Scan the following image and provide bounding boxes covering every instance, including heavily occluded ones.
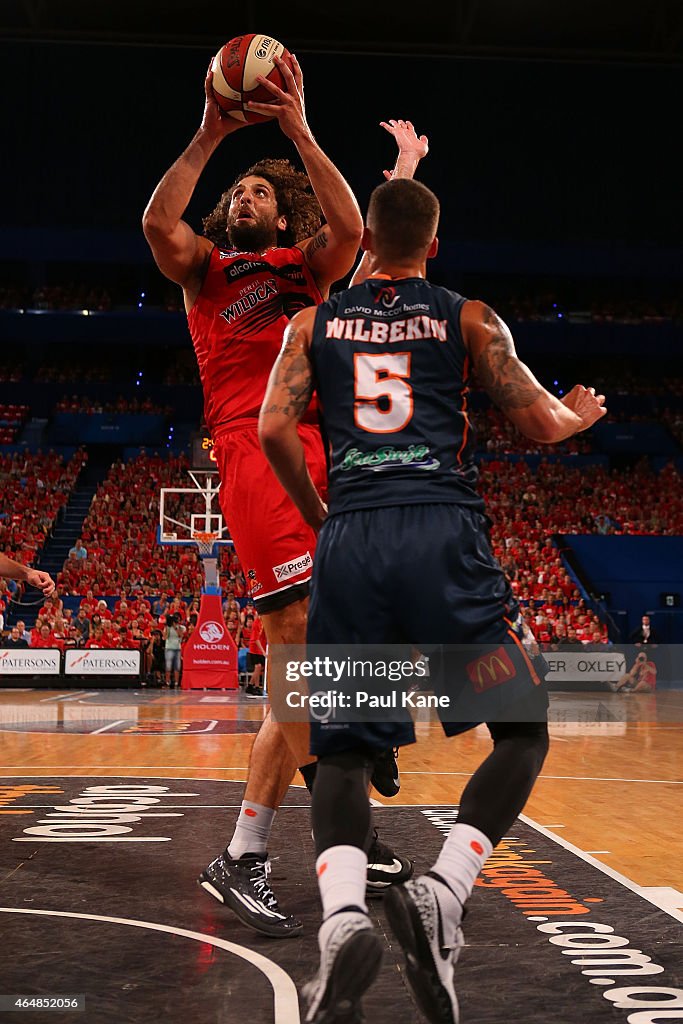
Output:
[371,747,400,798]
[198,850,303,938]
[384,876,464,1024]
[302,911,383,1024]
[366,828,413,897]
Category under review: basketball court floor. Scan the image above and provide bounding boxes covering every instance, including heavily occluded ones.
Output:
[0,686,682,1022]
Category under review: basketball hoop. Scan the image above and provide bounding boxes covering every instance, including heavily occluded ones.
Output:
[192,530,220,557]
[158,471,231,593]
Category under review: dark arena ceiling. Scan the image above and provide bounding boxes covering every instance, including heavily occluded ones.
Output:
[2,0,682,63]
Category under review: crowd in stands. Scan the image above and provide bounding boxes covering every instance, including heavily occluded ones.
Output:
[480,457,683,642]
[481,458,683,538]
[0,284,112,312]
[0,449,86,567]
[0,404,29,444]
[54,395,170,415]
[2,279,681,324]
[0,363,23,384]
[22,452,674,650]
[2,403,683,659]
[59,452,246,600]
[2,449,680,643]
[487,290,681,326]
[4,589,263,686]
[35,361,116,384]
[0,285,29,310]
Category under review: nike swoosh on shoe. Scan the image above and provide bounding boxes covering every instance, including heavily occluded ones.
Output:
[367,857,405,874]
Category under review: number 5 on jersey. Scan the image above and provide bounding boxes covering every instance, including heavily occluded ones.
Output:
[354,352,414,434]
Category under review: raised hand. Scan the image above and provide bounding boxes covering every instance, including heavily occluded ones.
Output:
[380,119,429,179]
[245,54,311,141]
[201,64,249,141]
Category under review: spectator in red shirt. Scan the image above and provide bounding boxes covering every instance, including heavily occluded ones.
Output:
[245,611,266,697]
[615,652,657,693]
[85,626,106,649]
[31,623,59,649]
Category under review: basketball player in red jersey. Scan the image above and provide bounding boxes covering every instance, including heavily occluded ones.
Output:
[144,58,419,936]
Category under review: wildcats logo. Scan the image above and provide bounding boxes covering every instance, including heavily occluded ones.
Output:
[219,279,278,323]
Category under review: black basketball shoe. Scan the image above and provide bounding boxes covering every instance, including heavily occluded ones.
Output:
[366,828,413,897]
[198,850,303,938]
[371,747,401,798]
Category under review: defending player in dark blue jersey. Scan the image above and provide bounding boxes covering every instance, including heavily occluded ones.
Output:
[311,275,482,515]
[259,178,607,1024]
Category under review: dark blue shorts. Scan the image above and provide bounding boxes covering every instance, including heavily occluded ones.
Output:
[307,503,548,757]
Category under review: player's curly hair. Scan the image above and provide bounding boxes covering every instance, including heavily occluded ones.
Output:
[202,158,322,248]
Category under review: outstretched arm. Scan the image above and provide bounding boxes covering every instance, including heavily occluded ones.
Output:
[247,56,363,295]
[258,307,327,530]
[142,66,247,292]
[351,119,430,286]
[0,553,55,596]
[463,300,607,443]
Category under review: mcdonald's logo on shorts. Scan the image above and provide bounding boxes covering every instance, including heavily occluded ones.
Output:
[466,647,516,692]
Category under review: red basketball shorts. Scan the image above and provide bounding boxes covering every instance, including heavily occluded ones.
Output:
[213,422,327,611]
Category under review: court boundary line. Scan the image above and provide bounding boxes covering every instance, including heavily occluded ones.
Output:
[518,811,683,924]
[414,802,683,925]
[0,908,300,1023]
[419,802,683,924]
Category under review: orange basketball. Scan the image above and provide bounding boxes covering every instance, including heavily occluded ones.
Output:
[210,33,294,124]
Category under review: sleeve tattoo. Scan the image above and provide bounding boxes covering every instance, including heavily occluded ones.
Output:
[474,306,542,409]
[262,326,314,419]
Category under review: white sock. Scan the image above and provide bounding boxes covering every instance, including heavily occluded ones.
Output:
[431,823,493,909]
[227,801,276,859]
[316,845,367,938]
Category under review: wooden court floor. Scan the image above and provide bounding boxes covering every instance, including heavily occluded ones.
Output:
[1,686,682,900]
[1,686,682,1024]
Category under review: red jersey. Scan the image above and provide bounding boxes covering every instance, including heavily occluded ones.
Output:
[248,614,266,655]
[187,244,323,434]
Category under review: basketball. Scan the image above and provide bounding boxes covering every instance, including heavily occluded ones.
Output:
[210,33,294,124]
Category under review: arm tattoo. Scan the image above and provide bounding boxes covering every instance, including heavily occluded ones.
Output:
[309,228,329,255]
[267,326,314,418]
[474,305,542,410]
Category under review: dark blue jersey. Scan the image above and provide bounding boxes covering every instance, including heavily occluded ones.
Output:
[310,276,484,515]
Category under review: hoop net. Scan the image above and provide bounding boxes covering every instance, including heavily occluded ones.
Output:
[191,531,220,557]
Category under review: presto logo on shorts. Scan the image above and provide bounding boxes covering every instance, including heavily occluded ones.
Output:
[272,552,313,583]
